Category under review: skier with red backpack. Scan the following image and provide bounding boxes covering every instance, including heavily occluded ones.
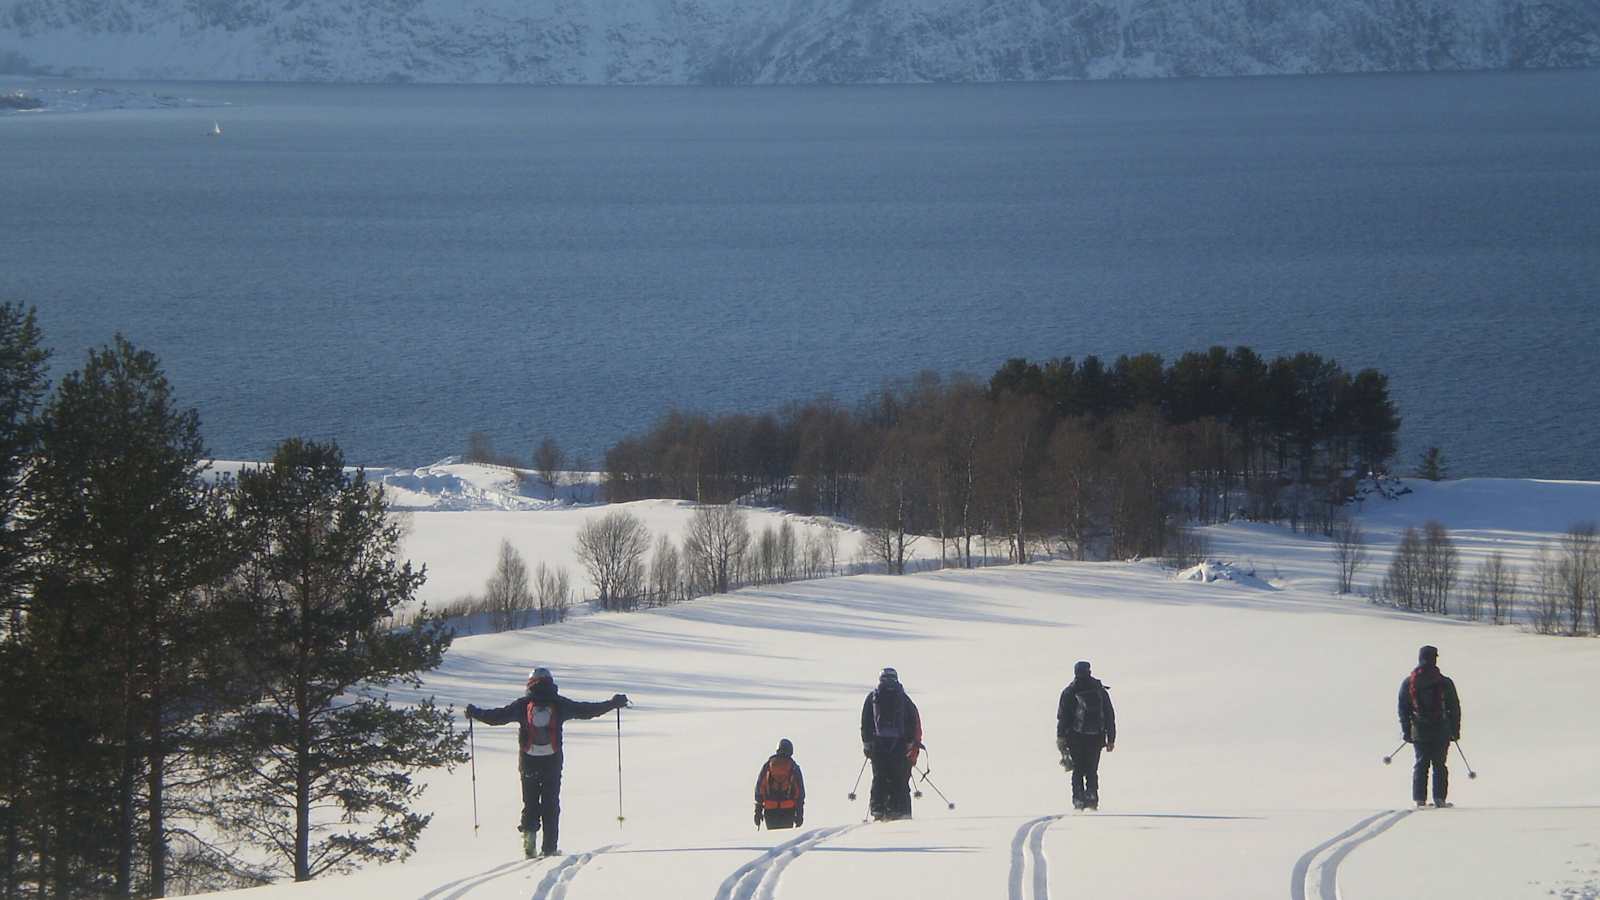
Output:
[1398,645,1461,808]
[753,738,806,829]
[861,667,922,821]
[465,667,629,858]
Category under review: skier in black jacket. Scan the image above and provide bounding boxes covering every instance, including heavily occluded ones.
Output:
[1398,645,1461,808]
[861,667,922,821]
[466,667,628,857]
[1057,660,1116,810]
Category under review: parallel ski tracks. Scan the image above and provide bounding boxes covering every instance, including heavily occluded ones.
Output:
[1008,815,1063,900]
[1290,809,1414,900]
[417,857,549,900]
[531,844,623,900]
[714,824,862,900]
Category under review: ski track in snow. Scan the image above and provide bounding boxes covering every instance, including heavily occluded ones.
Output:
[1008,816,1063,900]
[417,858,546,900]
[713,825,860,900]
[531,845,621,900]
[1291,810,1414,900]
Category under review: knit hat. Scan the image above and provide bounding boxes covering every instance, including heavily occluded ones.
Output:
[1418,645,1439,665]
[879,667,899,683]
[776,738,794,757]
[526,666,553,691]
[1074,660,1092,677]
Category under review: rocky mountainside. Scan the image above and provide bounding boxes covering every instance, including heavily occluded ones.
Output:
[2,0,1597,84]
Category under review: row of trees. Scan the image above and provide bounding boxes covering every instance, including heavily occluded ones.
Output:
[563,505,845,615]
[1360,519,1600,636]
[602,348,1400,567]
[0,305,463,900]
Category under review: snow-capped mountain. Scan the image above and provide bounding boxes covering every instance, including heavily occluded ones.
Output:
[1,0,1597,84]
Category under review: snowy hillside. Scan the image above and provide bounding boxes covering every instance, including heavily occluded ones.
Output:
[2,0,1598,84]
[187,475,1600,900]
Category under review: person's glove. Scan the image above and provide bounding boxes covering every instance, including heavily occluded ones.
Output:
[863,743,872,758]
[465,704,479,721]
[794,806,804,827]
[1105,738,1115,753]
[611,694,629,709]
[1056,736,1068,754]
[1452,732,1460,742]
[753,805,763,828]
[1403,733,1413,743]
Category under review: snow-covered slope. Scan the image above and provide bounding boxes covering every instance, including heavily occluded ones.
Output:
[3,0,1597,84]
[183,475,1600,900]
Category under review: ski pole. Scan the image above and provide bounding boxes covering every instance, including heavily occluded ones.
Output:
[615,707,626,824]
[468,717,479,836]
[1381,740,1407,765]
[916,764,956,811]
[1453,741,1478,779]
[847,757,868,801]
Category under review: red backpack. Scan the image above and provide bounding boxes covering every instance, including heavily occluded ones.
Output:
[761,757,800,809]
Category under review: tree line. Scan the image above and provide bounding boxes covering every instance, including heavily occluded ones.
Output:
[0,305,463,899]
[601,347,1402,565]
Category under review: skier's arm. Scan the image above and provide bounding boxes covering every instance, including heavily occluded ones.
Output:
[754,761,770,804]
[1102,688,1116,747]
[861,695,874,749]
[906,698,923,764]
[557,695,624,721]
[1445,678,1462,739]
[471,698,523,726]
[1397,679,1413,739]
[795,763,806,805]
[1056,687,1073,742]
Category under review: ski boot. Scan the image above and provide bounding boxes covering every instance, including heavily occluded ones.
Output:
[1084,792,1099,811]
[522,830,539,859]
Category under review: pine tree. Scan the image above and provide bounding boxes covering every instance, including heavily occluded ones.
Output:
[213,439,463,882]
[27,336,235,898]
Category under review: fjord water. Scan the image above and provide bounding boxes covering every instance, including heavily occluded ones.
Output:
[4,72,1597,476]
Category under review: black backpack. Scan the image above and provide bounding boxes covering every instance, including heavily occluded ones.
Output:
[1072,687,1106,735]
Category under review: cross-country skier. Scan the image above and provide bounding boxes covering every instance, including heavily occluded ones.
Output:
[754,738,806,830]
[1398,645,1461,808]
[861,667,922,821]
[465,667,628,858]
[1057,660,1116,810]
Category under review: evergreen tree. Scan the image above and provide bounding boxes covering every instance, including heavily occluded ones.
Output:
[1418,446,1447,481]
[0,302,47,900]
[213,439,463,882]
[27,336,235,898]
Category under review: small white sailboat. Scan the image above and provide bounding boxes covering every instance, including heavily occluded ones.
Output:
[210,120,222,136]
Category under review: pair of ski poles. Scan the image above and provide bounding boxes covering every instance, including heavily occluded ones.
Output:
[468,705,631,836]
[1381,738,1478,779]
[848,743,957,810]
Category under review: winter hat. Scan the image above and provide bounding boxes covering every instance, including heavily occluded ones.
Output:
[526,666,553,691]
[1074,661,1092,677]
[1418,645,1439,665]
[879,667,899,683]
[776,738,794,757]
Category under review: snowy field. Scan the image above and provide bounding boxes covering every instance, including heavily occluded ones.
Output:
[204,473,1600,900]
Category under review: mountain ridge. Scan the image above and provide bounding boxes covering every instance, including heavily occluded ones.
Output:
[2,0,1598,85]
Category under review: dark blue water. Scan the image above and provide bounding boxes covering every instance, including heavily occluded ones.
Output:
[4,72,1598,477]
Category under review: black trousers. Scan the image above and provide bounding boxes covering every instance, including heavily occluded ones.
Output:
[1067,734,1104,802]
[869,750,913,819]
[763,807,800,829]
[1412,738,1449,804]
[520,753,563,852]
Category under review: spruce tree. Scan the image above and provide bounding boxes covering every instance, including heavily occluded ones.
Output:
[216,439,463,882]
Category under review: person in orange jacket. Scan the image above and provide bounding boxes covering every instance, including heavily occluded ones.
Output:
[753,738,806,829]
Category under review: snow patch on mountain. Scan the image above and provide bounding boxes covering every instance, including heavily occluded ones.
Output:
[1,0,1596,84]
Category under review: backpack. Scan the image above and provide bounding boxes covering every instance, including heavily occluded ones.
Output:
[1410,670,1446,722]
[871,689,905,740]
[1072,688,1106,735]
[762,758,800,807]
